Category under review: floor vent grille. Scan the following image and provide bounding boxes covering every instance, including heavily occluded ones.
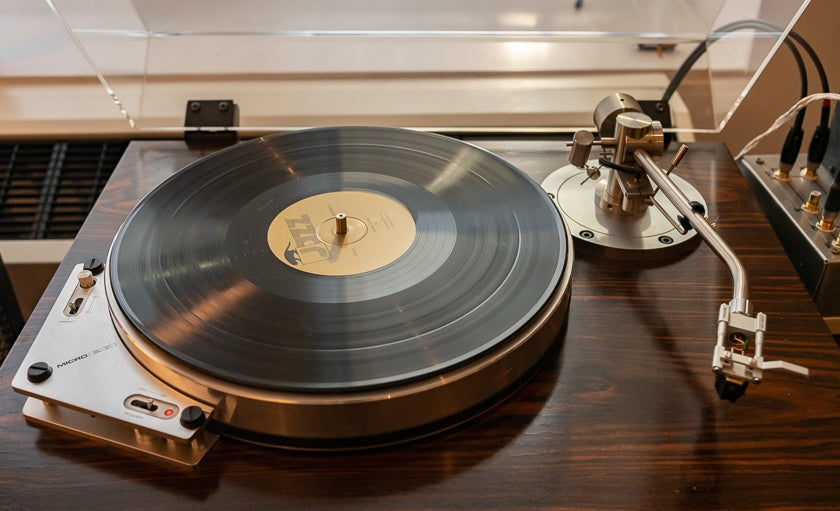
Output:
[0,141,128,239]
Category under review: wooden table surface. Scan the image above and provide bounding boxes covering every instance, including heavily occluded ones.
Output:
[1,139,838,510]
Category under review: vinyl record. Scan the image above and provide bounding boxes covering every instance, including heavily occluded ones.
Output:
[108,127,569,393]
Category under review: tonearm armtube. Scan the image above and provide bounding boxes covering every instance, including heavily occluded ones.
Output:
[568,93,809,402]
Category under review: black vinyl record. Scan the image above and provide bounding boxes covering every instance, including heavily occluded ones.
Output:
[108,127,569,392]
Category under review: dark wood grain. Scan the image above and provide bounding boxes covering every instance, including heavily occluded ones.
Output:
[1,139,838,510]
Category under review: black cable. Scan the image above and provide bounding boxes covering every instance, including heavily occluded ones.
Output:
[662,20,810,122]
[663,20,830,127]
[738,20,833,169]
[663,19,832,169]
[729,20,830,127]
[785,32,830,125]
[775,24,833,170]
[661,20,808,168]
[822,166,840,215]
[743,21,829,120]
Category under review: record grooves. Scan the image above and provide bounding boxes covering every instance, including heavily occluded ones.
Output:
[104,126,573,445]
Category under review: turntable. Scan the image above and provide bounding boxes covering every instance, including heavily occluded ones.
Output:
[3,2,839,507]
[2,124,837,509]
[9,95,812,466]
[11,126,574,464]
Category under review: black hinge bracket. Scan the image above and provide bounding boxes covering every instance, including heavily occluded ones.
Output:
[184,100,240,149]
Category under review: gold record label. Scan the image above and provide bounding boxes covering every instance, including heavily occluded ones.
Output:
[267,190,417,276]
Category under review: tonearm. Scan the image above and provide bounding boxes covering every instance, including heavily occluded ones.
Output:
[566,93,809,402]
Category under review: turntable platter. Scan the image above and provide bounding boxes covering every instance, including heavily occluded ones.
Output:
[107,127,570,395]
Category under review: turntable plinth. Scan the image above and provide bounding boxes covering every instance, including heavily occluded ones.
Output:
[1,139,838,510]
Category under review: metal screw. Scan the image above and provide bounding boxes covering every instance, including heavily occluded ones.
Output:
[658,235,673,245]
[218,101,229,112]
[580,230,595,239]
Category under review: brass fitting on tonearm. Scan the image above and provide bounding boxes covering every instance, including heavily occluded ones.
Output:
[564,93,809,402]
[570,93,691,224]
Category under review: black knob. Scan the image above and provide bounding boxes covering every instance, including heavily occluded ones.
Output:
[83,258,104,275]
[180,406,206,429]
[27,362,53,383]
